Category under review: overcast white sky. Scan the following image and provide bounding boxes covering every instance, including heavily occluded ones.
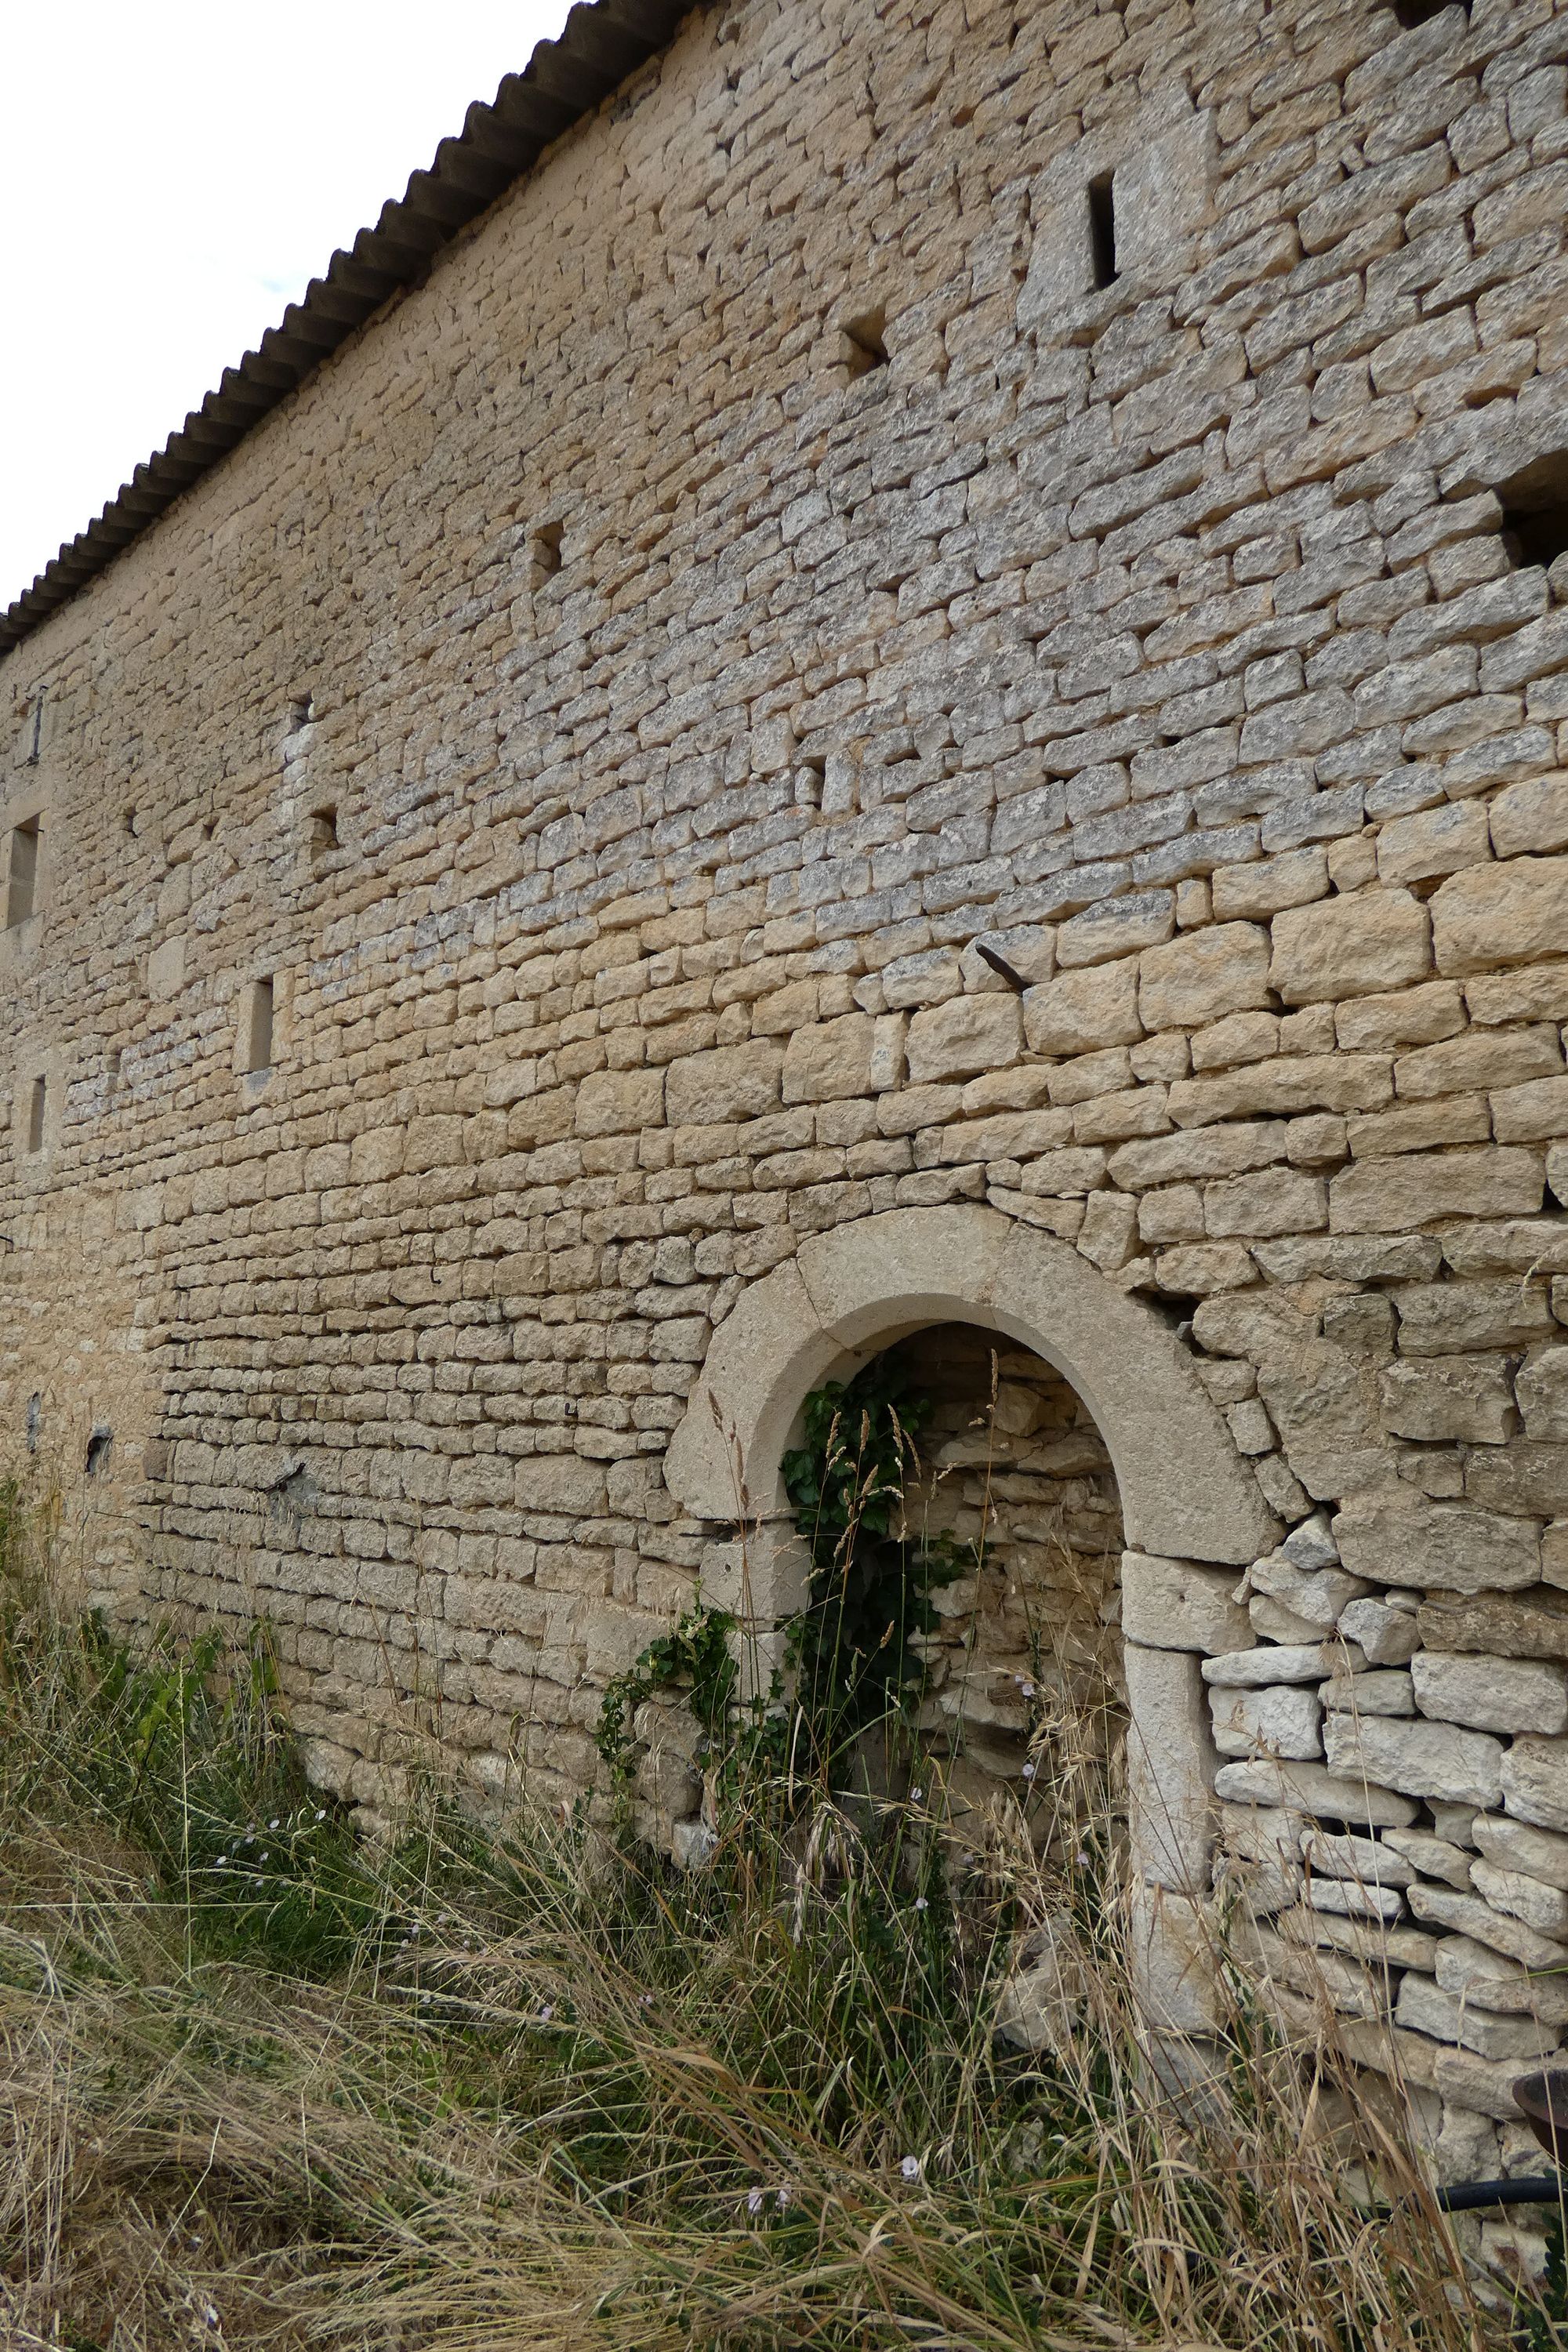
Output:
[2,2,572,611]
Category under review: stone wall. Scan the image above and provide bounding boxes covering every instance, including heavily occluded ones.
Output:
[6,0,1568,2178]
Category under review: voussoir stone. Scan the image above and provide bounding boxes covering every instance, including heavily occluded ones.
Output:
[1121,1552,1254,1653]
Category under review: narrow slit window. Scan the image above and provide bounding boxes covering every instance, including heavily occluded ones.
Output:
[247,977,275,1075]
[288,692,315,731]
[840,308,888,379]
[7,817,39,927]
[1087,172,1118,290]
[26,1076,45,1154]
[1497,456,1568,575]
[1392,0,1467,25]
[532,522,564,586]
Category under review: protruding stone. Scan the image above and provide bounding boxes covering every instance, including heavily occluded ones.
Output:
[1323,1713,1504,1808]
[1413,1651,1568,1737]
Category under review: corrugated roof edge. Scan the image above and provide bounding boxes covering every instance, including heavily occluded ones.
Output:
[0,0,690,662]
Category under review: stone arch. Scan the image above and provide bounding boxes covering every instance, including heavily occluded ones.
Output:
[666,1203,1276,1569]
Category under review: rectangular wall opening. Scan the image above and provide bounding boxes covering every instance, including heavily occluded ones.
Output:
[246,977,275,1075]
[310,804,339,857]
[1087,173,1119,289]
[1497,453,1568,574]
[531,522,564,587]
[26,1076,45,1155]
[7,817,39,927]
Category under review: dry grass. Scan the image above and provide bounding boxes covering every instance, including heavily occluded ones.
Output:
[0,1474,1540,2352]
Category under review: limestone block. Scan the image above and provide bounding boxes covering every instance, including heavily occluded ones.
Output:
[1280,1508,1340,1570]
[1376,799,1491,888]
[1379,1356,1519,1445]
[1334,1491,1541,1594]
[1243,1923,1392,2021]
[575,1066,665,1136]
[1121,1552,1253,1653]
[782,1014,877,1103]
[1201,1642,1335,1686]
[1489,773,1568,858]
[1435,1932,1568,2022]
[1022,961,1142,1057]
[1381,1827,1472,1888]
[1472,1857,1568,1940]
[1396,1276,1555,1356]
[1410,1882,1568,1969]
[1338,1598,1421,1664]
[1473,1812,1568,1891]
[1323,1712,1504,1808]
[349,1126,407,1182]
[1250,1595,1326,1644]
[1301,1877,1404,1926]
[1431,855,1568,975]
[1249,1553,1368,1628]
[1330,1147,1545,1233]
[1123,1642,1215,1893]
[1269,888,1432,1004]
[1418,1589,1568,1664]
[1018,1147,1109,1196]
[1414,1651,1568,1737]
[1502,1737,1568,1835]
[1209,1682,1323,1760]
[666,1044,783,1126]
[1203,1167,1327,1238]
[1518,1346,1568,1443]
[1127,1882,1218,2034]
[1396,1973,1560,2062]
[1057,891,1174,968]
[1432,2043,1552,2122]
[1138,923,1271,1030]
[906,995,1022,1084]
[1216,1802,1305,1869]
[1321,1669,1415,1715]
[1212,1758,1417,1828]
[517,1449,611,1524]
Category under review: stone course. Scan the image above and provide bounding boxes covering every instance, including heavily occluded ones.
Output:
[5,0,1568,2176]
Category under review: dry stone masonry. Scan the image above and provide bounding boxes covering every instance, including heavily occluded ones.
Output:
[6,0,1568,2181]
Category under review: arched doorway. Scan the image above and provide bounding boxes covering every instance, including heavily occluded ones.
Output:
[666,1204,1279,2033]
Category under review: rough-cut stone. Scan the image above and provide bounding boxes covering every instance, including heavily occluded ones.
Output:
[1201,1642,1335,1687]
[1022,963,1142,1058]
[1396,1973,1559,2062]
[1334,1492,1541,1595]
[1123,1642,1214,1893]
[1435,1934,1568,2023]
[1209,1682,1323,1760]
[1378,1357,1519,1446]
[1320,1668,1414,1715]
[1381,1828,1472,1889]
[906,996,1022,1085]
[1413,1651,1568,1737]
[1418,1590,1568,1664]
[1337,1598,1421,1665]
[1471,1857,1568,1941]
[1473,1813,1568,1892]
[1431,857,1568,976]
[1329,1149,1545,1234]
[1502,1737,1568,1835]
[1121,1552,1253,1654]
[1138,924,1272,1031]
[1323,1713,1505,1808]
[1212,1759,1417,1828]
[1248,1552,1368,1628]
[1269,890,1432,1004]
[1410,1883,1568,1970]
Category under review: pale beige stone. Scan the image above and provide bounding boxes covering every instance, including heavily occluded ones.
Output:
[1124,1642,1215,1892]
[1414,1651,1568,1737]
[666,1044,784,1126]
[1122,1552,1254,1653]
[906,995,1022,1084]
[575,1066,666,1135]
[1323,1712,1505,1808]
[1022,961,1142,1057]
[1138,922,1271,1030]
[781,1013,878,1102]
[1329,1147,1544,1233]
[1335,1490,1541,1595]
[1502,1737,1568,1836]
[1269,889,1432,1005]
[1431,856,1568,976]
[1209,1681,1322,1760]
